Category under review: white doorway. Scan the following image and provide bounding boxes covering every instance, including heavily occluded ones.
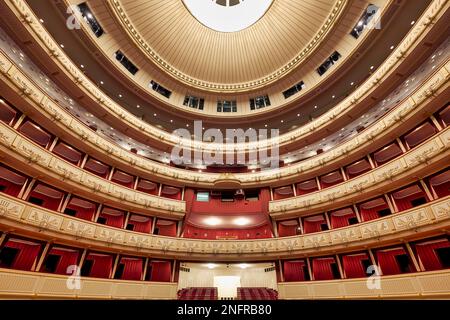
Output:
[214,276,241,299]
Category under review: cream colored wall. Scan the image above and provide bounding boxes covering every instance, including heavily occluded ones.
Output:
[177,263,277,291]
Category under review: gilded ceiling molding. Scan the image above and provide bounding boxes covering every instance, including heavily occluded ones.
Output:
[107,0,347,93]
[4,0,448,153]
[0,193,448,259]
[0,45,448,188]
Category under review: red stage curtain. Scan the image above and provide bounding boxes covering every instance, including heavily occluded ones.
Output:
[283,260,306,282]
[376,248,408,275]
[342,253,369,278]
[150,261,171,282]
[47,248,80,275]
[415,240,450,271]
[85,253,113,278]
[312,257,336,280]
[4,239,41,271]
[120,257,143,280]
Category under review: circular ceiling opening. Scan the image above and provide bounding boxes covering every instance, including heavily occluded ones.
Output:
[182,0,274,32]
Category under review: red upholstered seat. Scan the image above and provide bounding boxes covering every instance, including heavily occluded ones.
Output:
[178,287,218,300]
[237,287,278,300]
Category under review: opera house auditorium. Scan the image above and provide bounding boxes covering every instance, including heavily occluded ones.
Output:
[0,0,449,301]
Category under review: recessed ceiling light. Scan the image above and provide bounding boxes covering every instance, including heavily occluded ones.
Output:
[350,82,354,86]
[238,263,250,269]
[204,217,221,226]
[137,105,140,108]
[411,20,415,25]
[314,105,318,109]
[264,124,268,127]
[170,120,173,123]
[280,120,284,123]
[234,217,250,226]
[332,95,335,99]
[206,263,217,269]
[39,19,44,23]
[186,124,190,127]
[118,94,122,98]
[153,113,157,116]
[80,64,84,69]
[60,44,64,48]
[297,113,301,117]
[100,81,104,85]
[390,45,395,50]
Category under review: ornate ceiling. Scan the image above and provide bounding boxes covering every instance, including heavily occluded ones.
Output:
[108,0,346,92]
